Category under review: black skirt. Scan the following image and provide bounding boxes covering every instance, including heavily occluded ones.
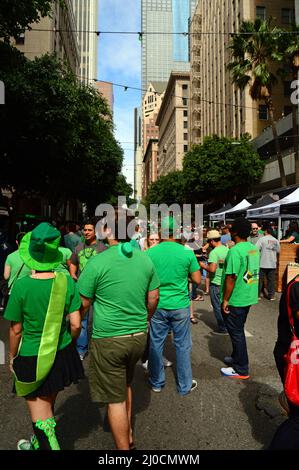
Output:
[12,341,85,399]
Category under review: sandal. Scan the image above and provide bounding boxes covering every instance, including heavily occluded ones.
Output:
[190,318,198,324]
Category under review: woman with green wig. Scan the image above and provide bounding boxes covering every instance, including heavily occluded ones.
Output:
[4,222,84,450]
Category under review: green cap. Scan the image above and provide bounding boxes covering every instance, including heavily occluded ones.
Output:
[19,222,63,270]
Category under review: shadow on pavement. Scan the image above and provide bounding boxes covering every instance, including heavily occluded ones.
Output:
[55,376,103,450]
[238,380,285,449]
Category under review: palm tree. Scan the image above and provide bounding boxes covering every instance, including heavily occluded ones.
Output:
[227,19,286,186]
[277,24,299,184]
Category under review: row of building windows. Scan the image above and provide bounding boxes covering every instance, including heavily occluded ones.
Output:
[256,6,295,24]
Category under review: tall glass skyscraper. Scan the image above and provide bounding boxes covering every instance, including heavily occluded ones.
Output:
[141,0,197,92]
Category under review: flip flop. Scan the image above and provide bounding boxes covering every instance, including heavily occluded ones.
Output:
[193,295,204,301]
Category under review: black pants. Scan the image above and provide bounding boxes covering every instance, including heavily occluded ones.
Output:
[259,268,276,299]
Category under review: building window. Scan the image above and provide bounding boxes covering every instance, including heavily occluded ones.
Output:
[184,110,188,117]
[184,121,188,129]
[16,31,25,45]
[284,106,292,116]
[182,84,188,90]
[182,98,187,106]
[184,145,188,152]
[282,8,294,25]
[259,105,268,120]
[256,6,266,21]
[184,133,188,140]
[284,80,292,97]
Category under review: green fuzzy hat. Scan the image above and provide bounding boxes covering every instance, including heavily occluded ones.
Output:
[19,222,63,270]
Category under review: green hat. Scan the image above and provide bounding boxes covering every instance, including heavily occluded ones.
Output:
[19,222,63,270]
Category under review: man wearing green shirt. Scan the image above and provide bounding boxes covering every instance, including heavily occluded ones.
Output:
[4,232,31,289]
[221,218,259,379]
[147,216,201,396]
[199,230,229,334]
[77,210,159,450]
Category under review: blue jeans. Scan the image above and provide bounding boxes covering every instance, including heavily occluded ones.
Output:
[76,309,90,357]
[210,284,227,331]
[149,308,193,395]
[224,306,250,375]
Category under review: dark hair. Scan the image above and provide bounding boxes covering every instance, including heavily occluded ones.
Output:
[68,223,77,233]
[288,222,299,235]
[262,223,272,234]
[83,218,96,229]
[16,232,26,244]
[231,217,251,239]
[211,237,221,243]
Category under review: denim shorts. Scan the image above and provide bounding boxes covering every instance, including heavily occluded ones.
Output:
[88,333,147,404]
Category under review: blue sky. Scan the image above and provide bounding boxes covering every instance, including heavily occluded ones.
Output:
[98,0,141,188]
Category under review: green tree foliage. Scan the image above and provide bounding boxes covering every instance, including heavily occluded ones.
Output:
[227,19,286,185]
[144,171,185,208]
[107,174,133,206]
[0,0,59,40]
[183,135,265,202]
[0,43,124,214]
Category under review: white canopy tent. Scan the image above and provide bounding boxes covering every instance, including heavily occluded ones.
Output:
[209,199,251,223]
[246,188,299,219]
[246,188,299,240]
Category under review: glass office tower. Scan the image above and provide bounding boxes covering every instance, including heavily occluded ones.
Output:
[141,0,197,93]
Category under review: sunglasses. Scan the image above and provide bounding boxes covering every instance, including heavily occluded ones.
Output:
[149,238,159,241]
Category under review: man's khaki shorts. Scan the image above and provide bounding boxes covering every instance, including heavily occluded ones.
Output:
[88,332,147,404]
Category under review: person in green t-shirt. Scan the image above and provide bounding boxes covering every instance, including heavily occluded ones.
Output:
[220,217,259,380]
[3,222,83,451]
[199,230,229,334]
[77,209,160,451]
[280,222,299,244]
[146,216,201,397]
[4,232,31,289]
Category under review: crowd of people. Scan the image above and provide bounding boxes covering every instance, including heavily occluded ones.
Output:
[1,213,299,450]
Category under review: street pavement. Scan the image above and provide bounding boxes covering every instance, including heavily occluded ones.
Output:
[0,293,286,450]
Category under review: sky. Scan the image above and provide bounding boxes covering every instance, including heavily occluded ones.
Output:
[98,0,141,189]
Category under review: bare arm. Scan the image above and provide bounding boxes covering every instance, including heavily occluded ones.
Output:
[79,295,92,319]
[9,321,22,371]
[199,261,216,273]
[147,288,159,321]
[280,236,295,243]
[69,263,78,281]
[4,264,11,281]
[222,274,236,314]
[190,270,201,286]
[68,310,82,340]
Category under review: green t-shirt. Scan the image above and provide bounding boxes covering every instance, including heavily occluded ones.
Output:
[4,275,81,356]
[291,232,299,243]
[221,241,259,307]
[77,244,160,338]
[5,250,31,288]
[55,246,72,275]
[147,241,199,310]
[208,245,229,286]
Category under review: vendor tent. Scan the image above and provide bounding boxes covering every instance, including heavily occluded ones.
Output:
[246,188,299,219]
[210,199,251,222]
[208,203,232,220]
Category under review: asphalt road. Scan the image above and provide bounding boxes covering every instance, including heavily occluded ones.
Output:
[0,293,286,450]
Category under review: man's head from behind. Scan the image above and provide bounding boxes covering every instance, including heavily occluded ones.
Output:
[231,218,251,242]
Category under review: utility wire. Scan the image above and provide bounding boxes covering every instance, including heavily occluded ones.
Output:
[80,75,259,111]
[28,27,299,36]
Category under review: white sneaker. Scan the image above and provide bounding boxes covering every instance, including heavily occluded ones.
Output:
[163,357,172,367]
[142,360,148,370]
[220,367,250,379]
[17,439,33,450]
